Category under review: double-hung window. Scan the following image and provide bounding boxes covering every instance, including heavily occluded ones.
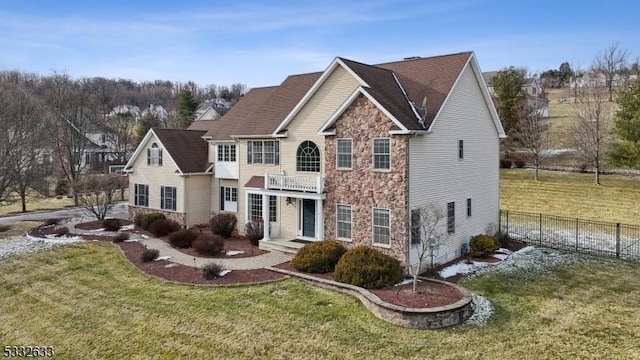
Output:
[147,143,162,166]
[220,187,238,212]
[410,209,421,245]
[336,139,352,169]
[134,184,149,207]
[373,138,390,170]
[336,204,352,239]
[247,141,279,165]
[372,208,391,246]
[447,202,455,234]
[217,144,236,162]
[467,198,472,217]
[161,186,177,211]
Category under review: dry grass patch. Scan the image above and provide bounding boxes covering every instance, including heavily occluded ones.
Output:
[0,221,43,238]
[1,243,639,359]
[500,169,640,225]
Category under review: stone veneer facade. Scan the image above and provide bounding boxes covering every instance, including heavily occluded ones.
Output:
[128,205,186,227]
[324,95,409,265]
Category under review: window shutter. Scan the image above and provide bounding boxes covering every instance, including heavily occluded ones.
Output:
[220,187,225,211]
[275,141,280,165]
[159,149,163,166]
[247,142,253,164]
[147,149,151,165]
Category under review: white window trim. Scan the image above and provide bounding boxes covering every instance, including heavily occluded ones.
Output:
[371,207,391,248]
[336,138,353,170]
[160,186,177,211]
[245,191,277,224]
[372,137,391,172]
[336,204,353,241]
[248,140,279,165]
[217,144,237,163]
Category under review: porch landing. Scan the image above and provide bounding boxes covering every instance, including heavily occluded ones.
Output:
[259,239,308,255]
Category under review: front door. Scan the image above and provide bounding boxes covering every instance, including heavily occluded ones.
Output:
[302,199,316,238]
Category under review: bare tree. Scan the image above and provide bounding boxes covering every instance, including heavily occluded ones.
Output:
[517,103,550,181]
[76,173,127,220]
[567,86,613,185]
[44,73,95,205]
[0,81,50,212]
[592,42,629,102]
[409,204,450,293]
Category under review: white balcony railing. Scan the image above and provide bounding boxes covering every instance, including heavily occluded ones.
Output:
[265,171,323,194]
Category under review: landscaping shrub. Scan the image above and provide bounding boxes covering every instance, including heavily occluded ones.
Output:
[0,224,11,233]
[148,219,180,237]
[113,232,130,243]
[245,219,264,246]
[168,229,198,248]
[55,195,63,200]
[209,213,237,238]
[202,263,223,280]
[54,226,70,236]
[499,158,512,168]
[140,213,166,230]
[192,233,225,256]
[54,178,69,196]
[133,213,144,227]
[469,234,499,257]
[291,240,346,273]
[102,218,121,232]
[514,159,526,168]
[333,246,404,289]
[43,218,60,226]
[141,248,160,262]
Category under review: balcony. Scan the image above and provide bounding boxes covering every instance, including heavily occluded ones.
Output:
[265,171,323,194]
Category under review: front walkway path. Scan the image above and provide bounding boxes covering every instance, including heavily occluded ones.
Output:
[67,219,292,270]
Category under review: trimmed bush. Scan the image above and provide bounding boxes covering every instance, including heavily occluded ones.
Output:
[148,219,180,237]
[334,246,404,289]
[192,233,225,256]
[113,232,130,243]
[469,234,499,257]
[102,218,121,232]
[133,213,144,227]
[54,226,70,236]
[514,159,526,168]
[141,248,160,262]
[245,219,264,246]
[499,158,512,168]
[291,240,346,273]
[0,224,11,233]
[43,218,60,226]
[140,213,166,230]
[209,213,237,238]
[202,263,223,280]
[168,229,198,248]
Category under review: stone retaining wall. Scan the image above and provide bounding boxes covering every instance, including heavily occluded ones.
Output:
[128,205,186,227]
[268,267,473,329]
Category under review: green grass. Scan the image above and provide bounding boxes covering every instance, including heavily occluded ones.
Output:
[1,242,639,359]
[0,221,43,237]
[500,169,640,225]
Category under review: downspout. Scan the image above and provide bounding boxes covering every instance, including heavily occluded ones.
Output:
[183,175,188,228]
[405,135,412,276]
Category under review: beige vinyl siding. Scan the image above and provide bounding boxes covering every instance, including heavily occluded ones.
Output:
[280,65,360,177]
[208,142,216,163]
[279,197,297,239]
[408,63,500,266]
[128,134,185,212]
[184,175,211,226]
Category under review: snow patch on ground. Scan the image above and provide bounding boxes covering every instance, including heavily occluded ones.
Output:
[156,256,171,261]
[395,278,414,286]
[464,295,494,326]
[218,269,231,277]
[119,224,135,231]
[0,234,82,261]
[226,250,244,256]
[89,228,106,232]
[439,261,492,278]
[123,239,139,242]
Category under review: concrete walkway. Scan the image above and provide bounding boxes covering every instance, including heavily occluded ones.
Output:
[67,218,292,270]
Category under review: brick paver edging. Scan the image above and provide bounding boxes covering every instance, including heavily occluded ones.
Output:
[267,267,473,329]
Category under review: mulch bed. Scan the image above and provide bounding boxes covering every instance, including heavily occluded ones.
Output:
[118,241,285,285]
[274,262,462,308]
[162,229,268,259]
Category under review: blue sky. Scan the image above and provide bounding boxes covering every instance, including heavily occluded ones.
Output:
[1,0,638,88]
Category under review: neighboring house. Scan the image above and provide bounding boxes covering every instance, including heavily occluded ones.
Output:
[194,98,231,121]
[109,105,141,118]
[125,51,505,269]
[140,104,169,123]
[483,72,549,117]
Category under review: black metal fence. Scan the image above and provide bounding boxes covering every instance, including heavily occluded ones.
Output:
[499,210,640,261]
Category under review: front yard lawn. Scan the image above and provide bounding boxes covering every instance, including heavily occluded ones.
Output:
[1,242,639,359]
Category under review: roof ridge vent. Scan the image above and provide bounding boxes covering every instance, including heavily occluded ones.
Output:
[403,56,421,61]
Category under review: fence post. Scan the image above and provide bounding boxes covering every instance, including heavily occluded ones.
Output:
[539,213,543,245]
[616,223,621,258]
[575,218,579,251]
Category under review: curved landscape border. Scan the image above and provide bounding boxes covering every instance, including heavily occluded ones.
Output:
[267,267,473,329]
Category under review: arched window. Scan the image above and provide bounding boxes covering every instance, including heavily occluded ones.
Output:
[296,140,320,172]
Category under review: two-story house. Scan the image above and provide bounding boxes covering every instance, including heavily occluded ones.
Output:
[124,51,505,268]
